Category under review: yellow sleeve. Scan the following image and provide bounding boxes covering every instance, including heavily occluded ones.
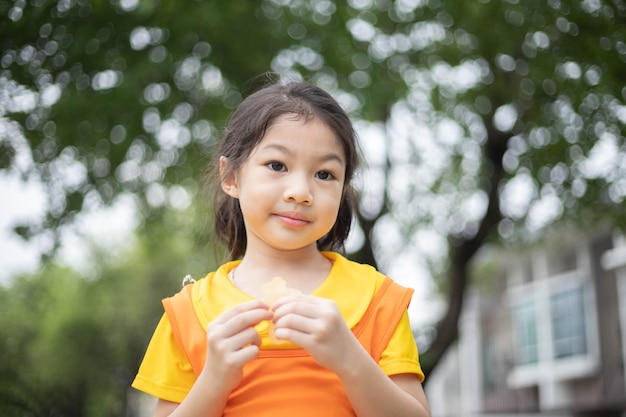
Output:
[378,311,425,382]
[131,314,198,403]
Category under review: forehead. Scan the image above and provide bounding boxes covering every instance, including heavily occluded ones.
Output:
[256,114,346,162]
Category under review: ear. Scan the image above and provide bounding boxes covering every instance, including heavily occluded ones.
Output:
[219,156,239,198]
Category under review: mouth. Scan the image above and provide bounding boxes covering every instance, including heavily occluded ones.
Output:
[275,211,310,227]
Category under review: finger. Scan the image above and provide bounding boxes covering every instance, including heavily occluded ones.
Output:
[273,326,302,344]
[225,307,273,332]
[212,300,270,325]
[273,301,346,343]
[228,344,261,367]
[208,308,272,342]
[214,326,264,354]
[273,326,319,349]
[272,297,329,321]
[215,306,272,335]
[271,294,312,310]
[274,313,318,335]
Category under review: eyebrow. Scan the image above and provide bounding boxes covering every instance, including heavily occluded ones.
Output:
[260,143,345,165]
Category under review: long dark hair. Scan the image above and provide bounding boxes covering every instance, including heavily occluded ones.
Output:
[209,80,359,260]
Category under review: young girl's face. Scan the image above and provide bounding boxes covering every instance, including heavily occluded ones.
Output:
[221,114,346,255]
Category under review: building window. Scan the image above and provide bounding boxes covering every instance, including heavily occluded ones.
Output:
[550,286,587,359]
[482,338,497,390]
[513,300,538,365]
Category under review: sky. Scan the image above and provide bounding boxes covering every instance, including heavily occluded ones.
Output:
[0,172,139,283]
[0,172,47,282]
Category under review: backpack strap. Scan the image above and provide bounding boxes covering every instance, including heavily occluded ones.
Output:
[162,283,207,376]
[352,276,414,362]
[164,276,414,376]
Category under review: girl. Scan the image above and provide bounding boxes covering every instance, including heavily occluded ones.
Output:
[132,81,431,417]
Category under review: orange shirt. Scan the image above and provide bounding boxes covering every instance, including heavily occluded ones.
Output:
[132,252,424,413]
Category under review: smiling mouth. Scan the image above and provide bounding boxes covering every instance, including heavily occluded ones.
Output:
[275,212,310,227]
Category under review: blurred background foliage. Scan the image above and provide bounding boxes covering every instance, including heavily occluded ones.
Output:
[1,0,625,415]
[0,202,218,416]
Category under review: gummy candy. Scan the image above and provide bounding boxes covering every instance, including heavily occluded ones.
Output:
[260,277,301,343]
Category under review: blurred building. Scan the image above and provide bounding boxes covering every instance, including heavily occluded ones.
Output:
[425,228,626,417]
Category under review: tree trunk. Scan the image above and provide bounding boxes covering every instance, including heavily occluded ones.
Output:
[351,212,379,270]
[420,127,508,382]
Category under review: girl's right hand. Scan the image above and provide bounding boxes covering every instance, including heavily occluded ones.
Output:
[201,300,272,393]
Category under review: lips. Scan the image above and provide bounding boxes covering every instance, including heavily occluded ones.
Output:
[275,211,310,227]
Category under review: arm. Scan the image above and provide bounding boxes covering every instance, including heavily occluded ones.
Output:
[336,347,431,417]
[153,300,273,417]
[272,295,431,417]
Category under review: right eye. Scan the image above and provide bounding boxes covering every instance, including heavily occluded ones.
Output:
[267,161,285,172]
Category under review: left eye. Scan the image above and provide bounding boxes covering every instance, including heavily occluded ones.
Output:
[316,171,333,180]
[268,162,285,171]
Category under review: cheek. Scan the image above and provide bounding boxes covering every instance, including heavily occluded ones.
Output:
[325,188,345,215]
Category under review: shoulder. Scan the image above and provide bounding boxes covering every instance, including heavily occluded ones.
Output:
[322,251,387,285]
[322,251,413,307]
[319,252,390,327]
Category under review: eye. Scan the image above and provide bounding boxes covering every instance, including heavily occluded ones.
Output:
[267,161,285,172]
[315,170,334,181]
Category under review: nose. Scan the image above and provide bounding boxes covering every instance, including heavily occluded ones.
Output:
[283,173,313,205]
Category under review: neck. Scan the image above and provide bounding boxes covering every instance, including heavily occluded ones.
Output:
[233,247,333,294]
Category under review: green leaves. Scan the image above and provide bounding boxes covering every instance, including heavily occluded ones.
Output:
[0,205,217,416]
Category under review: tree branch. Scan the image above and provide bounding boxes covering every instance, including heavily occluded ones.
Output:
[420,125,508,381]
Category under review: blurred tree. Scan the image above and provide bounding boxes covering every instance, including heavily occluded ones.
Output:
[0,203,217,416]
[1,0,298,239]
[322,0,626,373]
[2,0,625,387]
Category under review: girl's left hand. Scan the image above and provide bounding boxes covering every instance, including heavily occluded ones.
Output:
[271,295,360,373]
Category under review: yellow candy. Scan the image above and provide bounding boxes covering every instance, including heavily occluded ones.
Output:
[260,277,301,343]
